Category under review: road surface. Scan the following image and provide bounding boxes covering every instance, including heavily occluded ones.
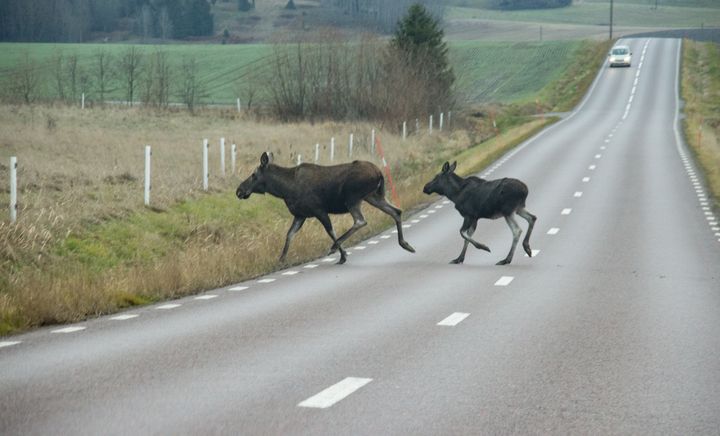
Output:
[1,38,719,435]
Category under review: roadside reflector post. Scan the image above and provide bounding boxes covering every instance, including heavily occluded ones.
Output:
[402,121,407,141]
[231,143,237,175]
[203,139,209,191]
[429,115,433,134]
[330,137,335,162]
[220,137,226,177]
[10,156,17,223]
[237,98,241,113]
[144,146,151,206]
[348,133,354,158]
[439,112,444,131]
[297,154,302,165]
[371,129,376,156]
[315,143,320,163]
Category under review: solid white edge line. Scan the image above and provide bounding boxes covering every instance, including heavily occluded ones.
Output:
[437,312,470,326]
[298,377,373,409]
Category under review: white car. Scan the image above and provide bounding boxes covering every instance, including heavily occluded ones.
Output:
[608,45,632,67]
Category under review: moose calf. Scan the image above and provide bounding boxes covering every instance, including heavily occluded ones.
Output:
[423,161,537,265]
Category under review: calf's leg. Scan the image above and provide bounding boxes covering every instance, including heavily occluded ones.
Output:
[497,213,522,265]
[517,208,537,257]
[316,213,348,264]
[364,195,415,253]
[279,216,306,263]
[460,216,491,253]
[451,219,477,264]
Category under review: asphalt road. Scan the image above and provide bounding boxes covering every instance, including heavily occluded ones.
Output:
[2,38,719,435]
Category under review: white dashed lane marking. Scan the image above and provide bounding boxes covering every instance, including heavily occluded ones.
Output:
[380,235,391,239]
[437,312,470,326]
[304,264,319,269]
[561,208,572,215]
[157,304,181,310]
[547,228,560,235]
[494,276,514,286]
[589,165,596,170]
[582,177,590,182]
[574,192,583,198]
[228,286,249,292]
[368,240,379,245]
[258,278,276,284]
[110,314,139,321]
[0,341,21,348]
[282,270,300,275]
[298,377,373,409]
[195,295,218,300]
[51,326,86,334]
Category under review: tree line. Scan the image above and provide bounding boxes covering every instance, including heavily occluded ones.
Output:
[318,0,446,32]
[0,0,213,42]
[2,47,208,112]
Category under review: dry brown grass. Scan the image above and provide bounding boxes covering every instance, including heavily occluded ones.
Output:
[682,40,720,210]
[0,103,489,333]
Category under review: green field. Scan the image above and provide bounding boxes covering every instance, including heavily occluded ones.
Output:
[450,40,581,104]
[446,2,720,28]
[0,40,582,105]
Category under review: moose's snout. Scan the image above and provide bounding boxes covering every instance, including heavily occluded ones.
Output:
[236,187,251,200]
[423,182,434,195]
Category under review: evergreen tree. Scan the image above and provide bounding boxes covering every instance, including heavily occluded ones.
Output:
[390,3,454,110]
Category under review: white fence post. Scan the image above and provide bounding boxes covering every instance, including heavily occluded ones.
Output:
[144,145,151,206]
[415,118,420,133]
[220,137,226,177]
[429,115,434,134]
[81,93,85,109]
[9,156,17,223]
[448,111,452,128]
[330,137,335,162]
[236,98,241,113]
[440,112,444,131]
[402,121,407,141]
[348,133,354,158]
[297,154,302,165]
[231,144,237,175]
[203,139,209,191]
[371,129,376,155]
[315,143,320,163]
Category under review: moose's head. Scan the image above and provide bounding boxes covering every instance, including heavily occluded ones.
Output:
[423,161,458,196]
[236,152,273,200]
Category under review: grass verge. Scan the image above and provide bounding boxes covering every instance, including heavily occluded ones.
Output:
[681,40,720,210]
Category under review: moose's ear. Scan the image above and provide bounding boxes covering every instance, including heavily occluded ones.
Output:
[442,161,450,173]
[260,152,270,167]
[449,161,457,172]
[267,152,274,164]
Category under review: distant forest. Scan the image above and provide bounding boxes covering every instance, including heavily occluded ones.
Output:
[0,0,214,42]
[319,0,446,32]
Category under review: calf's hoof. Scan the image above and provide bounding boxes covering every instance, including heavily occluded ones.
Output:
[523,245,532,257]
[336,256,347,265]
[496,259,511,266]
[449,257,464,264]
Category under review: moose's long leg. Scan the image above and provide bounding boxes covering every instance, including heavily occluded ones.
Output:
[279,216,306,263]
[364,195,415,253]
[460,217,491,253]
[517,207,537,257]
[316,213,347,264]
[451,219,477,264]
[497,213,522,265]
[333,203,368,248]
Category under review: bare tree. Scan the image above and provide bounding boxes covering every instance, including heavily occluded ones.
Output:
[177,56,207,113]
[141,50,172,108]
[66,54,80,103]
[6,53,42,104]
[52,51,66,101]
[120,46,143,106]
[93,49,114,104]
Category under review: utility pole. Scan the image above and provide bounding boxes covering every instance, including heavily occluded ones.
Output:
[609,0,614,40]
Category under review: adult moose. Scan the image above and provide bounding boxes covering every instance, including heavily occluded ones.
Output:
[236,152,415,264]
[423,161,537,265]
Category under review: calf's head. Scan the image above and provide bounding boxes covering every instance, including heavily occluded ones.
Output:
[423,161,457,196]
[236,152,273,200]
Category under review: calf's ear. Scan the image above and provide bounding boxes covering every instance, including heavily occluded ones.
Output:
[442,161,450,173]
[261,152,270,167]
[449,161,457,172]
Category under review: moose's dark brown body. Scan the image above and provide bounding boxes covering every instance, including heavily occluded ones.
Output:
[237,153,415,264]
[423,161,537,265]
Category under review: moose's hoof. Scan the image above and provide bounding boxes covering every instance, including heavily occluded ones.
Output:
[523,245,532,257]
[336,256,347,265]
[449,257,464,264]
[496,259,511,266]
[401,241,416,253]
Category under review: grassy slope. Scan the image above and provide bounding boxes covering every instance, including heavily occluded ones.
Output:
[0,40,582,105]
[446,2,720,28]
[681,40,720,210]
[0,39,606,335]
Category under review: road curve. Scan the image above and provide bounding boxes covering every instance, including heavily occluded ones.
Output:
[1,38,719,435]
